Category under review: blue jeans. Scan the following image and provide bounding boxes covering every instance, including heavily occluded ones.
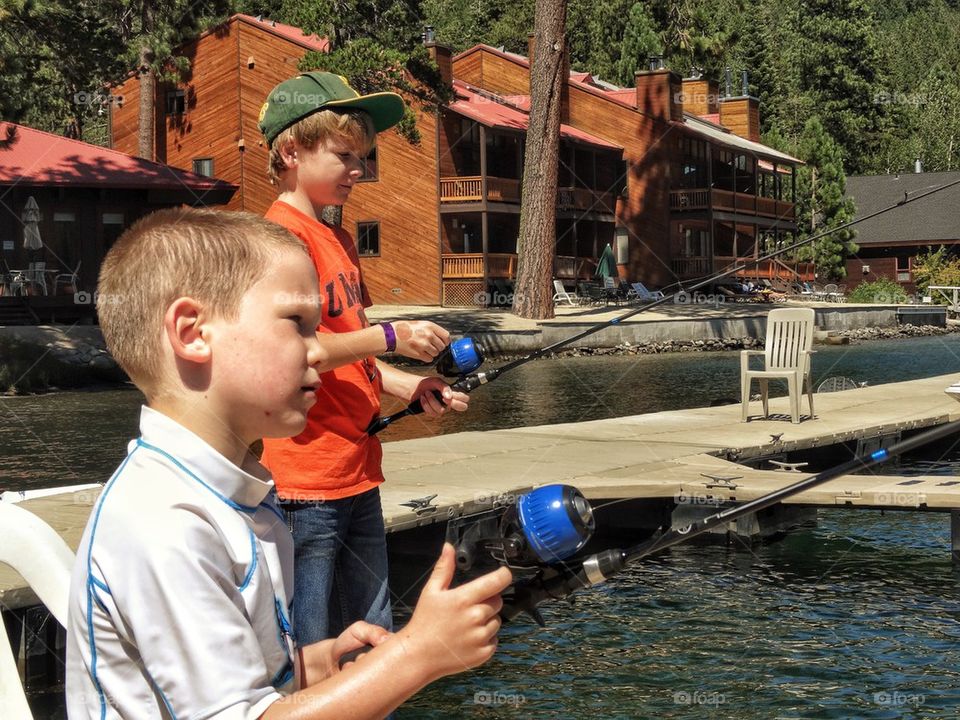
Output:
[284,488,392,645]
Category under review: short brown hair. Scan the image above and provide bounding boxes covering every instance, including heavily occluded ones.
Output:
[97,207,307,398]
[266,108,374,185]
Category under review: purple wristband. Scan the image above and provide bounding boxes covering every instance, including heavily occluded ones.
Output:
[381,322,397,352]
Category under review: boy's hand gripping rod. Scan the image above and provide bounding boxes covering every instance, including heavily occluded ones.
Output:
[366,177,960,436]
[500,415,960,623]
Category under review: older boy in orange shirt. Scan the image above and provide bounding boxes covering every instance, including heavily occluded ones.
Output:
[258,72,470,645]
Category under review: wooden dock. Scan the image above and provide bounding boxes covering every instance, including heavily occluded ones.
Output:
[4,373,960,610]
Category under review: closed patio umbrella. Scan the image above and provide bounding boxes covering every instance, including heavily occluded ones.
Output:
[594,243,616,280]
[21,197,42,253]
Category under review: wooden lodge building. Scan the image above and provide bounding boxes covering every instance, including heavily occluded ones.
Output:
[844,171,960,294]
[0,122,235,324]
[109,14,807,306]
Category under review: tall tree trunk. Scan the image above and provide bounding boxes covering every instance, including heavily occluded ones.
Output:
[137,58,155,160]
[137,1,155,161]
[513,0,567,319]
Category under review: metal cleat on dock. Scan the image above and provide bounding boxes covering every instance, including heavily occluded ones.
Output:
[769,460,808,473]
[700,473,741,489]
[399,494,439,515]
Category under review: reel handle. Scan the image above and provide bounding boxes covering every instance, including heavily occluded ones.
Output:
[365,372,495,435]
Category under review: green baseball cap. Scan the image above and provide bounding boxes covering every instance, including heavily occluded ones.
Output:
[258,71,406,146]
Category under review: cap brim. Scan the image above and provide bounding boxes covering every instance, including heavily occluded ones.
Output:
[323,92,406,132]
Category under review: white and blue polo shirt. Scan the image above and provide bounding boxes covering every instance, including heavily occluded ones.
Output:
[66,406,296,719]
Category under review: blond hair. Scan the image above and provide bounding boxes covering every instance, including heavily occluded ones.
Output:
[97,207,307,399]
[266,108,375,184]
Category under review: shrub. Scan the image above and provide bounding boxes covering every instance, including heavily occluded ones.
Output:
[847,278,908,304]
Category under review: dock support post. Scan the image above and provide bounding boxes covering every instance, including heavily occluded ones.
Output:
[952,509,960,565]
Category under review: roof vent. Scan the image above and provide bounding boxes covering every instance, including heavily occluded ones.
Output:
[915,158,923,174]
[647,55,664,71]
[422,25,436,44]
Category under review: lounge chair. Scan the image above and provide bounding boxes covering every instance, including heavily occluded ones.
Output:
[552,280,580,307]
[627,282,665,302]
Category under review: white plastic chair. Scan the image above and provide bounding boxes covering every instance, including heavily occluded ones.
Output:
[552,279,580,307]
[0,503,74,719]
[53,261,80,295]
[740,307,816,424]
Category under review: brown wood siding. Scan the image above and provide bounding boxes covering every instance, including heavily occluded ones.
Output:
[153,24,243,209]
[681,78,719,116]
[453,52,483,87]
[344,109,441,305]
[111,75,141,157]
[237,21,313,214]
[719,98,761,142]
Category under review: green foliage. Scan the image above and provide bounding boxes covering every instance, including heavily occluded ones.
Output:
[912,247,960,299]
[302,41,454,145]
[788,117,858,279]
[847,277,908,303]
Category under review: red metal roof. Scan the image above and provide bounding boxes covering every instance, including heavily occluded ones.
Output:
[0,122,237,199]
[233,14,328,52]
[449,82,622,152]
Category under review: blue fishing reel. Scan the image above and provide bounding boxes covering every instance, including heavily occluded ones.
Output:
[435,336,484,378]
[448,484,595,575]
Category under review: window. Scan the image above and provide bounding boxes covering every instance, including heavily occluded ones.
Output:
[192,158,214,177]
[359,143,378,181]
[52,211,78,269]
[165,89,185,115]
[896,256,911,283]
[356,221,380,256]
[102,212,124,251]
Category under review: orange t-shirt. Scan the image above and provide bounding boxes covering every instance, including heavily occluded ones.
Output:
[261,201,384,501]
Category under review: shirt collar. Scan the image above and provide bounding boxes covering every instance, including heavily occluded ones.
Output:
[136,406,275,509]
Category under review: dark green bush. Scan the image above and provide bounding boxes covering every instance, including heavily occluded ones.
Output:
[847,278,908,304]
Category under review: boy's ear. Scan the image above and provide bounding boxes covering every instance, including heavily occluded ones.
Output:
[163,297,212,363]
[278,140,298,169]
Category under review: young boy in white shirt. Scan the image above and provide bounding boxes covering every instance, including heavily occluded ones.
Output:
[66,207,511,719]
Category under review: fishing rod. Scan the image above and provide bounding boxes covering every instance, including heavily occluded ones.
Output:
[367,177,960,435]
[442,414,960,624]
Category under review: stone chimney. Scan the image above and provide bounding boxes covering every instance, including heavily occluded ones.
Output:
[718,68,760,141]
[635,65,683,123]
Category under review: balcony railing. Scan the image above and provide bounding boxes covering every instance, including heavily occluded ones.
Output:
[557,187,617,213]
[672,255,815,281]
[441,253,595,281]
[670,188,796,220]
[439,176,615,212]
[440,176,521,203]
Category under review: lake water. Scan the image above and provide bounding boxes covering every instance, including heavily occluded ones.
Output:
[3,334,960,718]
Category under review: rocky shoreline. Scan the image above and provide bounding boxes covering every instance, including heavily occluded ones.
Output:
[3,322,957,393]
[455,323,960,362]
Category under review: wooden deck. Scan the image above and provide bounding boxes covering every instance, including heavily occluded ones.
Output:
[4,373,960,609]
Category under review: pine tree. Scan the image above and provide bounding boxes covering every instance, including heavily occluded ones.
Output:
[794,117,857,279]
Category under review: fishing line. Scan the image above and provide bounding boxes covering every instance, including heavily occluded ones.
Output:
[367,177,960,435]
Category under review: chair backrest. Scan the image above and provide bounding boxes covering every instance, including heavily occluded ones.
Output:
[603,276,616,290]
[764,307,815,371]
[0,503,75,719]
[630,282,651,299]
[823,283,838,294]
[553,279,568,296]
[26,261,45,281]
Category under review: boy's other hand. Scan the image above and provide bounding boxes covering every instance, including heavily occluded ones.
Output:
[393,321,449,362]
[398,543,512,681]
[332,621,390,669]
[413,377,470,416]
